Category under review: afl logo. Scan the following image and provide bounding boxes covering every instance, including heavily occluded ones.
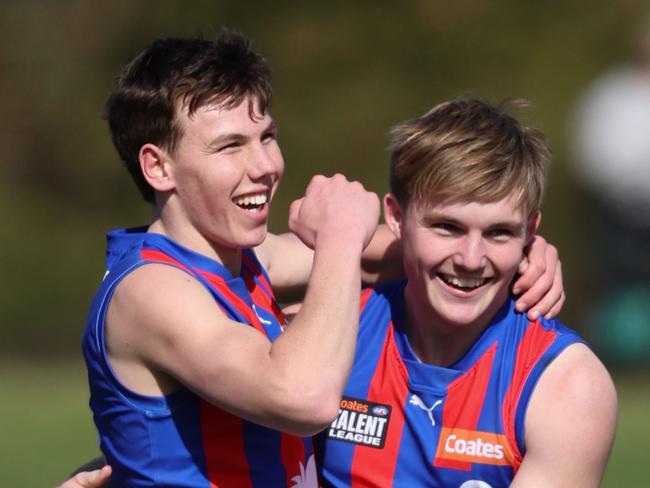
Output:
[372,405,389,416]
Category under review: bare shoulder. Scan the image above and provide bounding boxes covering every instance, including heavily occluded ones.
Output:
[108,259,298,406]
[532,342,617,413]
[512,342,617,487]
[109,262,220,335]
[105,263,231,393]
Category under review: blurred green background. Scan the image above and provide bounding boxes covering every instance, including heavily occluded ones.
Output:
[1,0,649,485]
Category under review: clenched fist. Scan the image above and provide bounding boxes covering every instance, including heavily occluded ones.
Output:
[288,174,380,251]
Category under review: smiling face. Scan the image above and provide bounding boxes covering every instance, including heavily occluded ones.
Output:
[143,96,284,266]
[385,193,539,336]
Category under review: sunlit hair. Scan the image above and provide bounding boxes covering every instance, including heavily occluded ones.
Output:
[389,98,550,218]
[105,30,273,202]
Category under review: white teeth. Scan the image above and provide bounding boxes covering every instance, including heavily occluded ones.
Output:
[444,275,486,289]
[234,192,267,208]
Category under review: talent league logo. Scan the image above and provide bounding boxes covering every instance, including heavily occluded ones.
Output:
[327,397,392,448]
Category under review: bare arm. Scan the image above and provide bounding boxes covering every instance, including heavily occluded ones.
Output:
[107,174,380,436]
[511,343,617,487]
[258,224,403,303]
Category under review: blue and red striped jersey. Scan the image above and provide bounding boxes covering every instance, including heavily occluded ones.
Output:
[83,228,315,487]
[315,280,583,487]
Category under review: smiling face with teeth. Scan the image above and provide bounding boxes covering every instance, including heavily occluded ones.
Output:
[146,96,284,270]
[384,193,540,357]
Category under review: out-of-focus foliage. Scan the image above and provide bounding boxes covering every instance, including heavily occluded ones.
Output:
[2,0,648,356]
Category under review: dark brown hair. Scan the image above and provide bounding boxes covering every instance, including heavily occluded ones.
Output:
[105,30,273,202]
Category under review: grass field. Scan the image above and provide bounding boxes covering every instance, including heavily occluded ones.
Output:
[1,360,647,486]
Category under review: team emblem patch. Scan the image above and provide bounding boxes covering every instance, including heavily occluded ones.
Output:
[327,396,391,449]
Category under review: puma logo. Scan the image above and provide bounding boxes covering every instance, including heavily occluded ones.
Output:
[409,394,442,427]
[252,304,272,325]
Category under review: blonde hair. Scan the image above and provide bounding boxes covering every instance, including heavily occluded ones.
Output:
[389,98,550,217]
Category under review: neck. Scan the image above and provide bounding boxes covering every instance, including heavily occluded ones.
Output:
[402,286,492,367]
[148,213,243,277]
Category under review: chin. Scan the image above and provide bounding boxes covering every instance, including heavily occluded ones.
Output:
[442,312,485,329]
[437,300,494,329]
[240,227,268,248]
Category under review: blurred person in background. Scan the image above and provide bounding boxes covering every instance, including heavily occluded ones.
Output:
[570,17,650,365]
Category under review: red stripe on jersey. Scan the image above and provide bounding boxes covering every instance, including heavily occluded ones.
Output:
[140,249,229,315]
[140,249,191,273]
[434,342,497,471]
[198,270,266,335]
[240,253,285,324]
[140,248,265,334]
[350,323,409,487]
[200,400,254,488]
[359,288,373,312]
[280,433,306,486]
[241,266,286,326]
[241,252,273,295]
[502,321,557,469]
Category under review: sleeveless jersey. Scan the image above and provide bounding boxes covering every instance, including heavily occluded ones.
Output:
[82,228,316,487]
[315,280,583,488]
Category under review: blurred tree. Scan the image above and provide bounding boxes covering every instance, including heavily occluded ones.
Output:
[1,0,648,357]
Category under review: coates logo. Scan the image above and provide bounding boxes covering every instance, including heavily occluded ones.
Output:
[434,427,516,467]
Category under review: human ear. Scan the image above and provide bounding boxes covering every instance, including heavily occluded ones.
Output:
[526,211,542,246]
[140,143,175,193]
[383,193,404,239]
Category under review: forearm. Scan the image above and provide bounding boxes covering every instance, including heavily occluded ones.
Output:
[360,224,404,285]
[267,236,364,426]
[262,224,403,301]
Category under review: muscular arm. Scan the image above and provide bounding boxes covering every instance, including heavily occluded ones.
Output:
[258,224,403,303]
[107,174,380,436]
[511,343,617,487]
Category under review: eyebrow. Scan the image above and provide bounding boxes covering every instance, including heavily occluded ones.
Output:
[426,213,526,230]
[486,219,526,229]
[205,119,277,151]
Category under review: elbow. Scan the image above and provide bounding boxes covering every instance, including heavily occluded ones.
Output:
[272,387,341,437]
[301,395,341,436]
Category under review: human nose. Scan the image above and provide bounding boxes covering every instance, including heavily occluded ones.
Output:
[452,233,487,270]
[249,142,282,180]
